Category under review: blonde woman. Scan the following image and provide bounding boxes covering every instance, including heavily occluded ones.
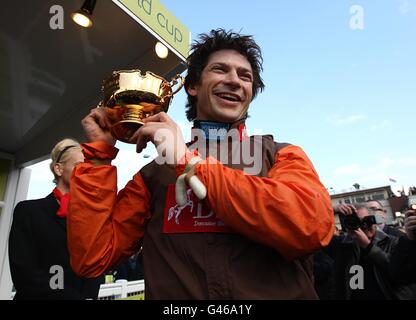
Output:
[8,138,103,299]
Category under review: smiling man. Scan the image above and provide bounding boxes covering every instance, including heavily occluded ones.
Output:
[67,29,334,299]
[187,49,253,122]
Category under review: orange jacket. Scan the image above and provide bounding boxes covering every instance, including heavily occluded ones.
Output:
[68,140,334,277]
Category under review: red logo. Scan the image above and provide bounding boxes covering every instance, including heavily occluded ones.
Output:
[163,184,235,233]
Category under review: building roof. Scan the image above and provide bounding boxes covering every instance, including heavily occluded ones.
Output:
[330,185,394,199]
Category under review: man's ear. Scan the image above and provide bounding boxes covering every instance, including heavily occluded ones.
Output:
[186,84,198,97]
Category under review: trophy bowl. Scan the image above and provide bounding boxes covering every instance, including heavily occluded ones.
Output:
[100,69,184,143]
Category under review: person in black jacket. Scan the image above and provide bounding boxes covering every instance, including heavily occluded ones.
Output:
[389,206,416,287]
[327,203,400,299]
[8,138,103,300]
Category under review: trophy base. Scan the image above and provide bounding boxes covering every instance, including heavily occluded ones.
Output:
[111,120,143,144]
[108,104,162,144]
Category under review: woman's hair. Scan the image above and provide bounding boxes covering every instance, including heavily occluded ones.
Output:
[184,28,265,121]
[49,138,82,184]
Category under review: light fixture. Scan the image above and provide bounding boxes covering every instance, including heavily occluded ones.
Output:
[155,41,169,59]
[71,0,97,28]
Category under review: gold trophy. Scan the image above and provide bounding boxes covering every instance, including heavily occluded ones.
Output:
[100,69,184,143]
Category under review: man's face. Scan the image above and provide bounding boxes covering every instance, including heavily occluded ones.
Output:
[366,201,386,223]
[187,49,254,123]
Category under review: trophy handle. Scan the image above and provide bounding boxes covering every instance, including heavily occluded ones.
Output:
[165,74,185,99]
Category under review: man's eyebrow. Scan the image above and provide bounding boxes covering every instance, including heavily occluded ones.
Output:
[239,67,253,74]
[208,62,228,68]
[209,62,252,74]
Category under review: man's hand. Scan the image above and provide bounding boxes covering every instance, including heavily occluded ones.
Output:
[348,228,371,248]
[81,107,116,146]
[333,204,356,215]
[404,209,416,241]
[129,112,188,166]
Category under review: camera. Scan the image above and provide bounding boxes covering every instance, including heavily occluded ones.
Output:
[339,210,377,232]
[339,212,361,231]
[360,215,377,230]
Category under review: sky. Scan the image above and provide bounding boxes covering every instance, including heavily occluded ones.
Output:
[27,0,416,199]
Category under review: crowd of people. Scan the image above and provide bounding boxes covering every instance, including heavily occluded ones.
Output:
[314,201,416,300]
[7,28,416,300]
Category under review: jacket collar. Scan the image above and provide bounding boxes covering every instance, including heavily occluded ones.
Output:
[373,228,390,244]
[45,192,67,230]
[191,118,247,142]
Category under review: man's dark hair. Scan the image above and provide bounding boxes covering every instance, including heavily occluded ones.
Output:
[184,28,265,121]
